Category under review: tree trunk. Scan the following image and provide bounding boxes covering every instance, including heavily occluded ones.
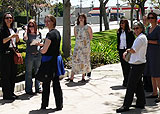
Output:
[101,3,109,30]
[99,7,102,32]
[62,0,71,58]
[130,3,134,29]
[99,0,109,31]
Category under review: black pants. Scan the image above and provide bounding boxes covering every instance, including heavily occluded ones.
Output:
[118,49,130,86]
[1,51,17,98]
[123,63,146,107]
[41,76,63,108]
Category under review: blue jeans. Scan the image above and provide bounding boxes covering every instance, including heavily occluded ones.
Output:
[25,53,42,93]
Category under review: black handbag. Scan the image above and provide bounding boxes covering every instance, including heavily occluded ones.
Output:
[35,59,56,82]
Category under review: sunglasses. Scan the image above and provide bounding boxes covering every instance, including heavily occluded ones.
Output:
[148,17,155,19]
[5,17,13,19]
[133,27,140,30]
[28,25,34,28]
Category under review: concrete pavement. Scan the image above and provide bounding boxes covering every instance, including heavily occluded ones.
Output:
[0,63,160,114]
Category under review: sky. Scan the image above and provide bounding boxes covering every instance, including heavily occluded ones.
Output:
[52,0,152,7]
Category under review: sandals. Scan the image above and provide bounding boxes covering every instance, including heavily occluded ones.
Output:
[65,78,73,82]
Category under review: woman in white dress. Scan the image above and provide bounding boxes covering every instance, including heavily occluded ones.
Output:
[68,13,93,82]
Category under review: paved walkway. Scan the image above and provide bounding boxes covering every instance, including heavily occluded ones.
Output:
[0,63,160,114]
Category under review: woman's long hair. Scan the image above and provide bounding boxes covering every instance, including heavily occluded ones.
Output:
[2,12,14,32]
[118,19,131,33]
[27,19,38,34]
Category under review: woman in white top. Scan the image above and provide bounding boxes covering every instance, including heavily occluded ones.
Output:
[116,22,148,113]
[117,19,135,87]
[0,12,19,100]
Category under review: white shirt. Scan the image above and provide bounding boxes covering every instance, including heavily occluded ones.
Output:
[119,30,127,49]
[129,33,148,64]
[9,28,16,48]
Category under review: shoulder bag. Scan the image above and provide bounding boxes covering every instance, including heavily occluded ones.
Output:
[11,40,23,64]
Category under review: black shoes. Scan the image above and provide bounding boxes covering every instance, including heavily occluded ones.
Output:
[134,105,145,109]
[81,79,86,82]
[3,96,15,100]
[155,98,160,103]
[40,106,46,110]
[55,105,63,111]
[146,94,158,98]
[12,93,19,99]
[55,107,62,111]
[122,83,127,87]
[116,106,129,113]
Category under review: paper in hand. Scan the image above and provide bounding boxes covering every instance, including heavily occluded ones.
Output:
[30,39,41,45]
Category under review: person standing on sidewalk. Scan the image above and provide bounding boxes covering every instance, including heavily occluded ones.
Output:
[145,12,160,103]
[39,15,63,110]
[67,13,93,82]
[116,22,148,113]
[142,15,153,92]
[117,19,135,87]
[23,19,42,95]
[0,12,19,100]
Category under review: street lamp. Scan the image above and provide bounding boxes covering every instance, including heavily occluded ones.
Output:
[116,0,120,24]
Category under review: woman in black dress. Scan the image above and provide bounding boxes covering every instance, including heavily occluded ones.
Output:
[145,12,160,103]
[117,19,135,87]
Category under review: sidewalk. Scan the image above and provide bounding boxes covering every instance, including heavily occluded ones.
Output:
[0,63,160,114]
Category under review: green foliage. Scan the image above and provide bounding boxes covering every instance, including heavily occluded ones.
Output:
[53,2,63,17]
[90,29,119,68]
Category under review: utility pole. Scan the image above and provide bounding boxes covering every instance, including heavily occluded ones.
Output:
[56,0,58,17]
[80,0,82,13]
[158,0,160,9]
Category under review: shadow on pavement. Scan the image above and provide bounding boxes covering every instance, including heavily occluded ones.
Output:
[0,93,36,106]
[29,108,56,114]
[65,79,90,87]
[0,99,14,105]
[17,93,36,100]
[110,85,127,90]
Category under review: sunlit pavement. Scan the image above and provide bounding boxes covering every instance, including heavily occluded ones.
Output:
[0,63,160,114]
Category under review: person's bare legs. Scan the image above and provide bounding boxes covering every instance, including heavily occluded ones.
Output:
[70,71,74,80]
[156,78,160,97]
[151,77,158,96]
[82,74,85,80]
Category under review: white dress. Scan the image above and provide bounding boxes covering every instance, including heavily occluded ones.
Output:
[72,25,91,74]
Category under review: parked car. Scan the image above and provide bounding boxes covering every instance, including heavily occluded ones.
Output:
[38,22,45,29]
[157,16,160,25]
